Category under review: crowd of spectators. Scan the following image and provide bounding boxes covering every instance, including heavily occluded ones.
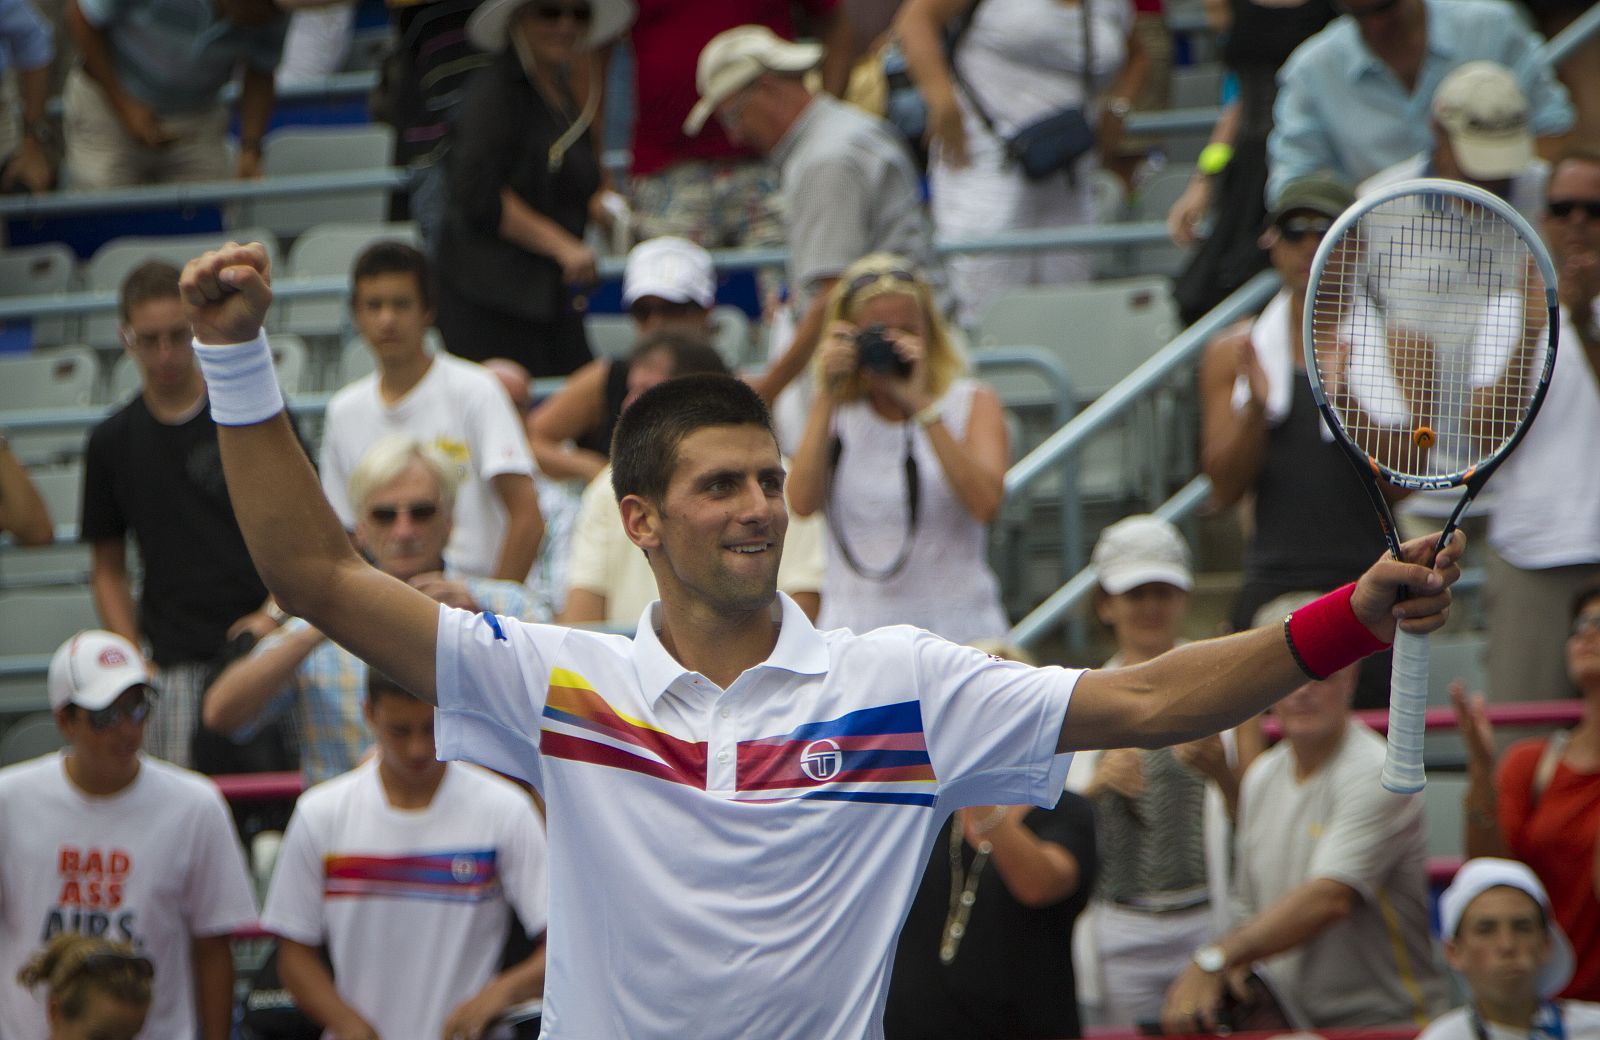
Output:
[0,0,1598,1036]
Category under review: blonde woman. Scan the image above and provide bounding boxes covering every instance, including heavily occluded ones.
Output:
[788,253,1010,642]
[17,934,152,1040]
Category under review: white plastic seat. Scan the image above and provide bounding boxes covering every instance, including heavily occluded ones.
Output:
[280,221,422,338]
[0,587,101,655]
[0,712,65,767]
[24,463,83,532]
[239,125,397,238]
[0,243,79,347]
[82,230,282,347]
[107,332,309,400]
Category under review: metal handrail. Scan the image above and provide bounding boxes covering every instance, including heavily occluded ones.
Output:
[0,167,410,219]
[1546,1,1600,63]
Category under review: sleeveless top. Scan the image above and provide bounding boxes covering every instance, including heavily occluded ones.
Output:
[817,378,1009,642]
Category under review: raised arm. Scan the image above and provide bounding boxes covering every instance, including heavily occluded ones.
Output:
[1061,530,1463,752]
[180,243,441,702]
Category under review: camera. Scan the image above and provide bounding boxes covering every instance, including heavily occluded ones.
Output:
[854,324,912,378]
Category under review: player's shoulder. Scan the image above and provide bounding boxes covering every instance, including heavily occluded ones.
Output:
[326,373,378,416]
[0,752,60,795]
[294,760,374,813]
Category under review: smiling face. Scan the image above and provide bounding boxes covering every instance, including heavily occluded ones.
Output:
[621,423,788,618]
[1446,886,1551,1009]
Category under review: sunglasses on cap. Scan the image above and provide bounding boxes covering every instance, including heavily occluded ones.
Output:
[1276,215,1333,243]
[842,268,919,304]
[80,688,155,731]
[532,2,590,21]
[367,502,441,525]
[1548,199,1600,221]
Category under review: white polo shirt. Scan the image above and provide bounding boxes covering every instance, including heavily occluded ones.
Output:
[435,593,1079,1040]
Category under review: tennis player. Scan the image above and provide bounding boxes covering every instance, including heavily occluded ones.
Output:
[178,242,1462,1040]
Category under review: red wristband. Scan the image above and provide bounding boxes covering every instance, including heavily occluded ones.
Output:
[1283,583,1389,680]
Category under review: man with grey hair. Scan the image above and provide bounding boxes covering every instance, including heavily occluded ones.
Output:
[203,435,548,785]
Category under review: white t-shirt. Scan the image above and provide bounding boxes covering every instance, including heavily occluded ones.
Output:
[0,753,258,1040]
[1233,720,1445,1027]
[1487,312,1600,569]
[433,592,1079,1039]
[564,462,826,623]
[320,354,537,579]
[259,759,548,1040]
[1419,1001,1600,1040]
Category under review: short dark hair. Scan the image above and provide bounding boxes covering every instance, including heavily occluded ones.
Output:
[118,260,181,323]
[630,330,731,380]
[610,374,774,504]
[350,240,434,311]
[366,667,425,706]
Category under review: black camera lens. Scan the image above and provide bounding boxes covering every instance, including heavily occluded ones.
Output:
[854,324,912,378]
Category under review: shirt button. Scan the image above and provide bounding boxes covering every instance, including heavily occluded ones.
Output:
[717,750,730,764]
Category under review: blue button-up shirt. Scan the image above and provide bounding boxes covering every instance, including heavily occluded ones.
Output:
[0,0,51,77]
[1266,0,1573,202]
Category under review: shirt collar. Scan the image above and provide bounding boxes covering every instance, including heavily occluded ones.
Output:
[770,95,826,168]
[631,593,831,706]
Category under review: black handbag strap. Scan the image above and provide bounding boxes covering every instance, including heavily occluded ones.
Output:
[953,0,1095,142]
[824,422,921,582]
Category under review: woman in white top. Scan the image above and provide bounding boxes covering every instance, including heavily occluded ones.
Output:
[788,254,1010,643]
[896,0,1147,323]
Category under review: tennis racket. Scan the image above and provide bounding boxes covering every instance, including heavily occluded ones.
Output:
[1303,178,1558,794]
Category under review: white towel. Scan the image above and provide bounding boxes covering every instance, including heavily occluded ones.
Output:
[1232,291,1333,441]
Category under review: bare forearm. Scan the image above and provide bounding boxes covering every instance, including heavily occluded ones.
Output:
[559,587,606,624]
[531,440,606,481]
[1216,879,1353,967]
[203,625,324,731]
[984,822,1081,907]
[750,288,832,405]
[236,66,276,153]
[816,8,855,97]
[0,447,52,544]
[1463,759,1508,858]
[279,940,369,1035]
[90,563,141,646]
[921,422,1004,522]
[67,2,124,100]
[1201,404,1267,507]
[193,935,236,1040]
[491,474,543,582]
[785,393,837,517]
[895,0,962,112]
[18,64,49,124]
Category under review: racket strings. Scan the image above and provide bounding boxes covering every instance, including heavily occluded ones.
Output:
[1309,193,1552,482]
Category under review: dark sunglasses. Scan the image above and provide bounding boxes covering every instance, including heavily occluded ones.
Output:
[1277,216,1333,243]
[629,298,702,322]
[1548,199,1600,221]
[533,3,591,21]
[843,268,919,303]
[77,950,156,980]
[82,689,154,731]
[1340,0,1401,20]
[367,502,441,525]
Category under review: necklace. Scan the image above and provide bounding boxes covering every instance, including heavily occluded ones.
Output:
[510,34,600,172]
[939,807,1008,965]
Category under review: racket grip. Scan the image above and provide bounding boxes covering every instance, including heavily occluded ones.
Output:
[1380,629,1430,794]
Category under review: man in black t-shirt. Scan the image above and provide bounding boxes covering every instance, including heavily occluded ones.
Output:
[80,260,285,768]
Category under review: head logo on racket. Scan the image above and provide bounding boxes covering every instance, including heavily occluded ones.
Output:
[799,739,843,783]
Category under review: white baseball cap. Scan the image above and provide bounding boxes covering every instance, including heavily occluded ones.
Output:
[465,0,634,54]
[684,25,822,136]
[1433,61,1534,181]
[48,630,151,712]
[1091,515,1194,595]
[623,237,716,309]
[1439,857,1575,999]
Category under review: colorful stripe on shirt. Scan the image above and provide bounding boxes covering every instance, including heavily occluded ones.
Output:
[540,669,708,788]
[324,849,501,904]
[735,700,937,806]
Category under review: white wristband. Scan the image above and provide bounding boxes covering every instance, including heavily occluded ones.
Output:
[193,332,285,426]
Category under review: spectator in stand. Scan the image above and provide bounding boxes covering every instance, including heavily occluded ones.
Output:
[0,431,53,545]
[1264,0,1572,204]
[1197,173,1395,710]
[886,678,1099,1040]
[16,934,153,1040]
[1166,0,1335,324]
[619,0,852,250]
[1477,149,1600,703]
[1455,584,1600,1002]
[0,630,257,1040]
[895,0,1148,324]
[62,0,285,188]
[433,0,634,378]
[1421,858,1600,1040]
[687,25,941,404]
[0,0,57,192]
[1161,591,1445,1031]
[787,254,1008,643]
[206,436,548,787]
[1066,516,1244,1027]
[260,668,549,1040]
[321,240,545,583]
[528,237,720,482]
[82,260,285,767]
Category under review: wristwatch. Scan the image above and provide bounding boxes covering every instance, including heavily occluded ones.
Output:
[1192,943,1227,974]
[23,118,57,148]
[1103,95,1133,119]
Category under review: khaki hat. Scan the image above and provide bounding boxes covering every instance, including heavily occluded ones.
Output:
[1433,61,1534,181]
[1091,515,1194,595]
[623,237,716,309]
[1439,857,1574,998]
[1267,172,1355,226]
[48,630,151,712]
[684,25,822,137]
[466,0,634,54]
